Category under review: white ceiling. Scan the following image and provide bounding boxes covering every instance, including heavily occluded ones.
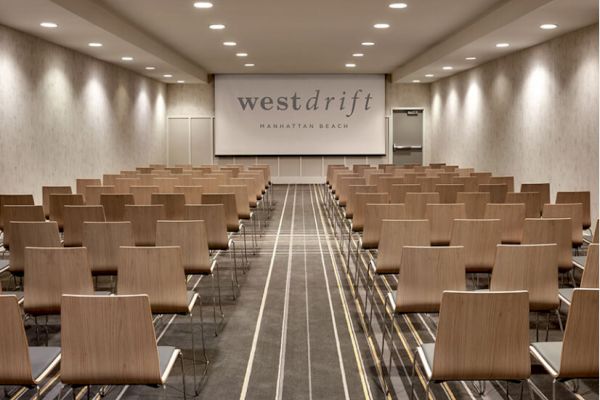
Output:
[0,0,596,84]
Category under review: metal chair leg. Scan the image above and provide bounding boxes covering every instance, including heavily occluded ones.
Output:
[555,309,564,333]
[179,352,188,400]
[409,349,419,400]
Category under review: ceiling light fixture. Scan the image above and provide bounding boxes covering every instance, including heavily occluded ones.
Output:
[374,23,390,29]
[163,74,173,78]
[244,63,255,67]
[236,52,248,57]
[412,80,421,83]
[177,80,185,83]
[496,43,510,48]
[145,66,156,70]
[425,74,434,77]
[121,56,133,61]
[40,22,58,28]
[209,24,225,30]
[193,2,213,8]
[223,41,237,46]
[361,42,375,46]
[442,66,453,70]
[540,23,558,30]
[388,3,408,9]
[88,42,102,47]
[345,63,356,68]
[353,53,364,57]
[465,56,477,60]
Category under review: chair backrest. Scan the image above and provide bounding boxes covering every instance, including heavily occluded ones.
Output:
[219,185,251,218]
[405,192,440,219]
[1,205,44,248]
[49,194,84,230]
[130,186,159,205]
[42,186,72,217]
[175,186,204,204]
[435,184,464,204]
[332,173,359,194]
[451,176,478,192]
[426,203,467,246]
[114,178,141,194]
[456,192,490,219]
[581,244,599,288]
[175,174,194,186]
[389,184,422,205]
[0,295,34,385]
[490,244,558,310]
[520,183,550,215]
[138,174,158,186]
[362,204,406,249]
[156,220,210,274]
[9,221,61,273]
[100,194,135,221]
[124,205,165,246]
[346,185,377,218]
[450,219,502,273]
[522,218,572,270]
[395,246,466,312]
[76,178,101,195]
[326,165,347,184]
[376,219,430,274]
[470,172,492,184]
[377,177,405,194]
[489,176,515,192]
[24,247,94,315]
[594,219,599,244]
[230,178,259,205]
[61,294,163,385]
[152,177,178,193]
[202,193,239,232]
[437,172,459,184]
[484,203,526,244]
[559,289,599,378]
[338,177,367,205]
[82,221,134,275]
[185,204,229,250]
[192,177,219,193]
[117,246,189,314]
[416,176,442,192]
[204,173,230,187]
[353,192,389,231]
[542,203,583,247]
[506,192,542,218]
[478,183,508,204]
[556,191,591,229]
[402,172,426,184]
[63,205,106,247]
[0,194,35,231]
[102,174,121,186]
[84,186,115,206]
[432,291,530,381]
[151,193,185,220]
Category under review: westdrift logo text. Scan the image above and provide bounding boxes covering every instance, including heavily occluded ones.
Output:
[237,89,373,118]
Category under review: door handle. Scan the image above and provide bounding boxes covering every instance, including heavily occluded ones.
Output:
[393,145,422,151]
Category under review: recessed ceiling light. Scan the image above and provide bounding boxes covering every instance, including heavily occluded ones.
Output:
[412,80,421,83]
[209,24,225,30]
[40,22,58,28]
[374,23,390,29]
[236,52,248,57]
[540,23,558,30]
[442,66,453,70]
[88,42,102,47]
[244,63,255,67]
[361,42,375,46]
[193,2,213,8]
[389,3,408,8]
[345,63,356,68]
[223,41,237,46]
[425,74,434,77]
[121,56,133,61]
[353,53,364,57]
[496,43,510,48]
[177,80,185,83]
[145,66,156,70]
[465,57,477,60]
[163,74,173,78]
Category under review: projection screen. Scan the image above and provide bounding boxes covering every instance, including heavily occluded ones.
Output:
[214,74,386,156]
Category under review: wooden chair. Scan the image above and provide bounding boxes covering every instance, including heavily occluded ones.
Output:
[9,221,61,275]
[530,289,598,400]
[556,191,591,230]
[437,172,459,184]
[175,186,204,204]
[426,203,466,245]
[1,205,44,249]
[470,172,492,184]
[346,185,377,219]
[506,191,542,218]
[410,291,530,399]
[402,172,426,184]
[484,203,526,244]
[138,174,158,186]
[521,183,550,216]
[82,221,135,279]
[559,244,598,306]
[0,295,61,397]
[337,177,366,206]
[185,204,231,251]
[435,184,464,203]
[153,177,178,193]
[75,178,101,195]
[192,178,219,194]
[450,219,502,276]
[42,186,71,218]
[130,185,159,205]
[151,193,185,220]
[405,192,440,219]
[489,176,515,192]
[60,294,187,398]
[478,183,508,203]
[377,177,405,195]
[136,167,153,174]
[416,176,441,192]
[48,194,84,231]
[0,194,34,233]
[62,205,106,247]
[522,218,573,280]
[490,244,560,340]
[114,178,141,194]
[124,205,164,246]
[102,174,120,187]
[451,176,478,192]
[218,185,256,254]
[456,192,490,219]
[542,203,584,247]
[100,194,135,222]
[84,185,114,206]
[361,204,406,250]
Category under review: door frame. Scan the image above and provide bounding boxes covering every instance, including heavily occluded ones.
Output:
[390,107,425,165]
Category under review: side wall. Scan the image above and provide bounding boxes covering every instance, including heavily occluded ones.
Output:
[0,24,166,202]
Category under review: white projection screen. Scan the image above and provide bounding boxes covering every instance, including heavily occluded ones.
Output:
[214,74,386,156]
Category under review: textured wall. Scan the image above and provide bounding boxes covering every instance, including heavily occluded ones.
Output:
[167,82,214,116]
[430,24,599,221]
[0,24,166,203]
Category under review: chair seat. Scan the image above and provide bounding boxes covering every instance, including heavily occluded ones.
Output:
[0,259,9,274]
[240,212,251,220]
[2,291,24,304]
[572,256,586,270]
[416,343,435,380]
[558,288,573,306]
[530,342,561,378]
[30,346,61,384]
[158,346,180,384]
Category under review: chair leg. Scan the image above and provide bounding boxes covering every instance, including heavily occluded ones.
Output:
[552,379,556,400]
[535,312,540,342]
[190,312,198,395]
[555,309,564,333]
[545,312,551,341]
[229,240,240,294]
[409,348,419,400]
[179,352,188,400]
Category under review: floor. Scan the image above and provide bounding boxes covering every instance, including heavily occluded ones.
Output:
[3,184,599,400]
